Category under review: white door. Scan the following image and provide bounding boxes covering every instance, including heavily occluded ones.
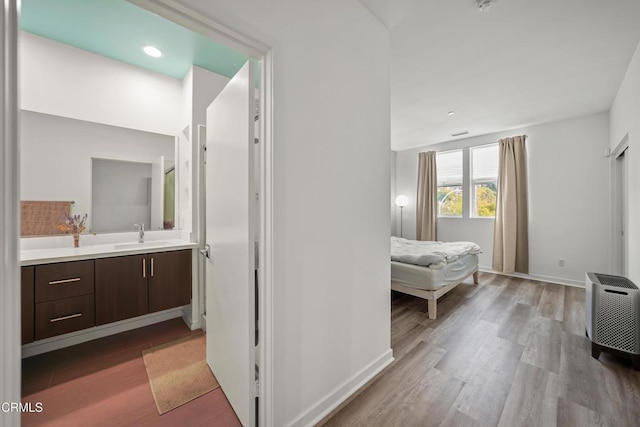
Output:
[205,61,256,427]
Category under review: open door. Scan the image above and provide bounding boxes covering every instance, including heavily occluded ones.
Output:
[205,61,256,426]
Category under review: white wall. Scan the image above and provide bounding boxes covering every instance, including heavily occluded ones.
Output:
[190,66,230,240]
[191,66,230,126]
[395,112,611,286]
[610,40,640,283]
[175,1,392,425]
[20,31,183,136]
[176,65,230,238]
[20,111,174,230]
[178,69,194,234]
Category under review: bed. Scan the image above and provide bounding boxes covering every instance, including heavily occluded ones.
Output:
[391,237,481,319]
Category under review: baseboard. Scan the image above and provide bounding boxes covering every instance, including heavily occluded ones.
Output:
[478,267,584,288]
[287,348,394,427]
[182,305,202,330]
[21,307,186,358]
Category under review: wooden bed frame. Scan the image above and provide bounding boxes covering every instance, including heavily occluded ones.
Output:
[391,270,478,320]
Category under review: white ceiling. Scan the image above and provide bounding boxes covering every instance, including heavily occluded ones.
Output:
[359,0,640,151]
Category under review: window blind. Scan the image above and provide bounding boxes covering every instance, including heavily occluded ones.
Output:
[436,149,462,186]
[471,144,498,182]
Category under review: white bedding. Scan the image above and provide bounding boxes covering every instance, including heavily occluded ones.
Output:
[391,236,482,267]
[391,253,479,291]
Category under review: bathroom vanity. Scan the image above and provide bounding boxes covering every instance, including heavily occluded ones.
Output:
[20,240,196,353]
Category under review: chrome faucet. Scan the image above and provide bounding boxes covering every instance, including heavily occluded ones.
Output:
[134,223,145,243]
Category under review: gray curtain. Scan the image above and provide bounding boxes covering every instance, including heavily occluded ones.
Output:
[416,151,437,241]
[493,135,529,273]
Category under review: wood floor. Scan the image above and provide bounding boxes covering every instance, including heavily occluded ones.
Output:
[21,318,241,426]
[323,272,640,427]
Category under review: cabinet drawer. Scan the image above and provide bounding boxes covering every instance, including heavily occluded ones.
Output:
[35,260,94,303]
[35,294,95,340]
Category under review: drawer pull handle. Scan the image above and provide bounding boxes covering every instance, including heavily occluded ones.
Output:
[50,313,82,323]
[49,277,81,285]
[143,258,146,278]
[151,258,154,277]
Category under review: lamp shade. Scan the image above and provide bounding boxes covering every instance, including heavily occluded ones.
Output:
[395,195,408,207]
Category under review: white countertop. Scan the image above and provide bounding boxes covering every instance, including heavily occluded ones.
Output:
[20,239,197,266]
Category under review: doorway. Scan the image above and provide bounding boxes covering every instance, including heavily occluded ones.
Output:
[2,1,274,426]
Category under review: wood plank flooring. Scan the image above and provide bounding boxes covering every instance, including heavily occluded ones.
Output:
[322,272,640,427]
[21,318,241,426]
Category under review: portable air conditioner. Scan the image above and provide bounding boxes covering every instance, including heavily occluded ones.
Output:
[585,272,640,370]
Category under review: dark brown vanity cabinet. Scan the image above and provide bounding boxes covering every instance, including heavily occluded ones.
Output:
[33,260,95,340]
[148,250,192,313]
[22,249,192,341]
[95,254,149,325]
[21,266,34,344]
[95,250,192,325]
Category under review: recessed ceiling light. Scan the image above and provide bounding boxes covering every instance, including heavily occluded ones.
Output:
[143,45,163,58]
[448,111,456,116]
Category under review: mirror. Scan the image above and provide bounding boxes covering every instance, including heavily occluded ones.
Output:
[20,110,178,236]
[91,157,176,233]
[18,25,184,237]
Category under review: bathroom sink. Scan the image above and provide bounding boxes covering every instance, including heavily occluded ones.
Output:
[114,240,170,250]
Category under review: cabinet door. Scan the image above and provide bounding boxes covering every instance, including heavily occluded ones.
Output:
[21,266,35,344]
[148,250,192,313]
[95,255,148,325]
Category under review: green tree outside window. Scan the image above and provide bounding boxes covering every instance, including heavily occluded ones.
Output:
[438,186,462,216]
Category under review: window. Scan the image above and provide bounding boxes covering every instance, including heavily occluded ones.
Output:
[436,150,463,217]
[471,144,498,217]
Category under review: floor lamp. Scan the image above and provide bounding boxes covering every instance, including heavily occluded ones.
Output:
[395,195,408,238]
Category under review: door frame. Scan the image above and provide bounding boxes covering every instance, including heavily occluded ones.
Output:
[131,3,275,426]
[0,0,275,425]
[1,1,21,425]
[610,134,629,276]
[129,3,275,425]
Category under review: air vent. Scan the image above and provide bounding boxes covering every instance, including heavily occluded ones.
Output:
[477,0,496,11]
[595,273,638,289]
[450,131,469,137]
